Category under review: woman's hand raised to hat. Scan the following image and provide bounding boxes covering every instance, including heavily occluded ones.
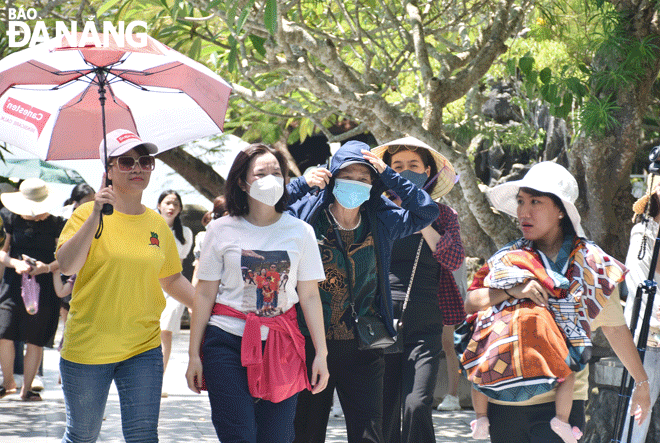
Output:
[93,173,116,214]
[304,167,332,190]
[362,150,386,174]
[505,280,551,307]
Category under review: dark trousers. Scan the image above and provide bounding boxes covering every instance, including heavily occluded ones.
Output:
[488,400,585,443]
[294,338,385,443]
[382,333,442,443]
[202,325,299,443]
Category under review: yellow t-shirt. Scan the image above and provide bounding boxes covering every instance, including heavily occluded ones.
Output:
[56,202,182,364]
[490,286,626,406]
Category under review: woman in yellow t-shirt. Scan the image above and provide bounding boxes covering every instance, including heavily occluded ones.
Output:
[56,129,195,443]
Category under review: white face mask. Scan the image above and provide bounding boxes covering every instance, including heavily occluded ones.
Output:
[247,175,284,206]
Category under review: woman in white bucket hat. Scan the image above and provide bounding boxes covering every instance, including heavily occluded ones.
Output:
[462,162,650,443]
[0,178,66,401]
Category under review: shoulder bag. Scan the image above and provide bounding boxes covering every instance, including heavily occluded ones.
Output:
[325,209,395,350]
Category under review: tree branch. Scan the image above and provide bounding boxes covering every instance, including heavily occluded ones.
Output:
[437,0,526,107]
[405,2,433,87]
[156,147,225,202]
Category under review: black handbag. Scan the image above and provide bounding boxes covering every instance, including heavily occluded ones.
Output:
[325,209,395,350]
[355,314,396,350]
[384,237,425,354]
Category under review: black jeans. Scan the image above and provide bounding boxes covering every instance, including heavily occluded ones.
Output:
[382,333,442,443]
[488,400,585,443]
[294,338,385,443]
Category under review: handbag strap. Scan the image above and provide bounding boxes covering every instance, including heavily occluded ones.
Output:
[398,237,425,329]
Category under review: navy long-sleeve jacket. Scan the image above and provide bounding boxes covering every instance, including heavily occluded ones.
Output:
[286,140,439,336]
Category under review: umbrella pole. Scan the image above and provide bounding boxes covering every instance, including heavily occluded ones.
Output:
[97,69,113,217]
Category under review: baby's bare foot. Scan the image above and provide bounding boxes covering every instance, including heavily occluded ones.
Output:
[470,416,490,440]
[550,417,581,443]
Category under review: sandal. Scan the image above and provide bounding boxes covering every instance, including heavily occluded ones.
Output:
[0,386,17,399]
[21,390,42,402]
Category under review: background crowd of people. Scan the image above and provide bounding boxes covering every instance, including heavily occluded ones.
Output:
[0,131,656,443]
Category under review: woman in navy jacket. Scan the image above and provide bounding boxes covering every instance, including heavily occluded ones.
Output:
[287,140,439,443]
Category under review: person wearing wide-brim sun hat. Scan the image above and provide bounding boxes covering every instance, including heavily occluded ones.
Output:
[0,178,66,401]
[463,161,650,443]
[372,136,466,443]
[622,172,660,443]
[371,136,457,201]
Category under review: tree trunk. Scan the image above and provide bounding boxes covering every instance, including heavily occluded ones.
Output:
[156,147,225,202]
[568,136,635,260]
[567,42,660,260]
[570,4,660,442]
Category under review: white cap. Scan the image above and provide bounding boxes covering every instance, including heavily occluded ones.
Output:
[98,129,158,164]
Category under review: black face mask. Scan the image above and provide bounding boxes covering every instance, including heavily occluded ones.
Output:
[399,170,428,188]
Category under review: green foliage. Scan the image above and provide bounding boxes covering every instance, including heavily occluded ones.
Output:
[97,0,124,16]
[32,0,657,151]
[499,0,660,140]
[483,120,547,156]
[264,0,277,35]
[579,95,621,134]
[446,0,660,155]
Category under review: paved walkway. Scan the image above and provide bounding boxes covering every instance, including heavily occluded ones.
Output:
[0,329,480,442]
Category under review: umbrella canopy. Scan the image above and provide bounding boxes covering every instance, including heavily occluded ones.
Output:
[0,158,87,184]
[0,32,232,161]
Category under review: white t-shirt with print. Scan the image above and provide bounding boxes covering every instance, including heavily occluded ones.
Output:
[197,213,325,339]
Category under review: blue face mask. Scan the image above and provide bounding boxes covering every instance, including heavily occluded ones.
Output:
[399,170,429,189]
[332,178,372,209]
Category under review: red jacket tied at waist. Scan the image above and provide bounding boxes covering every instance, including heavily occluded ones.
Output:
[210,303,311,403]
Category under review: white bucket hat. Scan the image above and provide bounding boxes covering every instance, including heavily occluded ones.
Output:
[0,178,59,216]
[486,161,585,237]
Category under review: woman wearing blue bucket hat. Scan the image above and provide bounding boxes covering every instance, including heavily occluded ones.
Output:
[287,140,439,443]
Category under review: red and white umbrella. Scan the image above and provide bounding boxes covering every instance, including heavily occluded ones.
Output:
[0,33,232,161]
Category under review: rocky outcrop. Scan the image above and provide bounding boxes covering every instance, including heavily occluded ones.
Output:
[474,80,571,186]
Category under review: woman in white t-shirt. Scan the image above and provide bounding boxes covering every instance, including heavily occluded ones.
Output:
[157,190,194,382]
[186,143,329,443]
